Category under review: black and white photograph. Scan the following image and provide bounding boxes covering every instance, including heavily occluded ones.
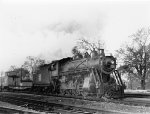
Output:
[0,0,150,113]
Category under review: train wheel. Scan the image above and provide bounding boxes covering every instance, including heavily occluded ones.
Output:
[71,89,75,96]
[104,87,117,99]
[81,91,88,98]
[75,90,79,96]
[60,89,65,96]
[68,89,72,96]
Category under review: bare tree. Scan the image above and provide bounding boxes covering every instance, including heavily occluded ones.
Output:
[72,46,80,55]
[71,46,83,59]
[76,37,104,54]
[9,65,18,71]
[22,56,45,79]
[117,28,150,89]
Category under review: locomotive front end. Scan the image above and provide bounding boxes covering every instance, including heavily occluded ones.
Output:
[101,56,116,74]
[97,55,125,98]
[82,50,125,99]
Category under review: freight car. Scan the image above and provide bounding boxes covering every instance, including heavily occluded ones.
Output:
[32,49,125,99]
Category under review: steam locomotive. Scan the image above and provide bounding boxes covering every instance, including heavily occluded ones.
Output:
[31,49,125,99]
[4,49,125,99]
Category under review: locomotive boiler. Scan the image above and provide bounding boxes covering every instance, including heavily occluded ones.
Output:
[46,49,125,99]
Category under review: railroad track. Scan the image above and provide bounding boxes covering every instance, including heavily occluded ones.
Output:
[3,90,146,102]
[1,91,150,114]
[22,90,150,101]
[0,92,122,114]
[3,91,150,106]
[0,106,37,114]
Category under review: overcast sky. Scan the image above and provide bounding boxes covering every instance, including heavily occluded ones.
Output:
[0,0,150,71]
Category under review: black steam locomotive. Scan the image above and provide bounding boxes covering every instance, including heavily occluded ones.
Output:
[4,49,125,99]
[32,49,125,99]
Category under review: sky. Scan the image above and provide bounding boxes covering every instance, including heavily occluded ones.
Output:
[0,0,150,71]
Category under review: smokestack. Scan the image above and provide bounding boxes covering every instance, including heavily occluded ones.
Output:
[98,49,105,57]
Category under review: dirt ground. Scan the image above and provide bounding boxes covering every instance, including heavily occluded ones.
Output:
[42,96,150,114]
[0,101,40,113]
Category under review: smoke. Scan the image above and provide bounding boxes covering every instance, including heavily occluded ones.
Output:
[38,48,72,63]
[42,17,105,39]
[53,49,67,59]
[0,1,107,71]
[48,21,81,34]
[37,10,106,63]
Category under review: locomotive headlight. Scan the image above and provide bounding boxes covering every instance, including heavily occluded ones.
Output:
[105,59,114,67]
[110,60,115,68]
[101,56,116,74]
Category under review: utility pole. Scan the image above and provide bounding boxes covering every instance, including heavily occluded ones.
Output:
[1,71,3,91]
[20,65,23,82]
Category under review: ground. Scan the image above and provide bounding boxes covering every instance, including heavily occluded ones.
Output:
[1,91,150,114]
[125,89,150,94]
[0,101,40,114]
